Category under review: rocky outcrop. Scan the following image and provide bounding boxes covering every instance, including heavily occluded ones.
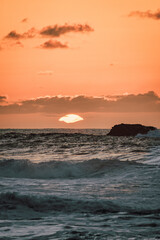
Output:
[107,123,156,136]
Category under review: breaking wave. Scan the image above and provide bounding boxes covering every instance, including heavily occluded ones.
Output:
[136,129,160,138]
[0,158,141,179]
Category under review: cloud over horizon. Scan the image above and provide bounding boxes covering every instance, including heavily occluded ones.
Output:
[128,9,160,20]
[0,91,159,115]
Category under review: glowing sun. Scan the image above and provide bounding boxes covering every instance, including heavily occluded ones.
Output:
[59,114,84,123]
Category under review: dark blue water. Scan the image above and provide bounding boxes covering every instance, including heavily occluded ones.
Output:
[0,129,160,239]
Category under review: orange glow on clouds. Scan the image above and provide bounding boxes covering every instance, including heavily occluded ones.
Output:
[59,114,84,123]
[0,0,160,128]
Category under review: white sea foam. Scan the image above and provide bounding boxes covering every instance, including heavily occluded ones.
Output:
[0,158,141,179]
[136,129,160,138]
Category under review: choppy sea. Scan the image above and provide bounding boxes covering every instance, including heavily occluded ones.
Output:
[0,128,160,240]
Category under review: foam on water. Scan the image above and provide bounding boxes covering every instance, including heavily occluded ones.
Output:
[0,158,144,179]
[0,129,160,239]
[136,129,160,138]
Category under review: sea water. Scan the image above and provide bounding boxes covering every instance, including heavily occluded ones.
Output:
[0,129,160,239]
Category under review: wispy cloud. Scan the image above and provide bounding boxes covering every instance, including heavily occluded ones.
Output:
[40,24,94,37]
[5,31,23,40]
[39,40,68,49]
[15,41,24,47]
[37,71,53,75]
[0,91,159,114]
[128,9,160,20]
[0,40,24,50]
[21,18,28,23]
[4,28,37,40]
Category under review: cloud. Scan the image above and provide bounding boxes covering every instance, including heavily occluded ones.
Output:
[37,71,53,75]
[21,18,28,23]
[0,40,24,50]
[128,9,160,20]
[5,31,23,40]
[40,24,94,37]
[0,96,7,103]
[4,23,93,41]
[39,40,68,49]
[4,28,37,40]
[23,27,37,38]
[0,91,159,115]
[2,23,93,50]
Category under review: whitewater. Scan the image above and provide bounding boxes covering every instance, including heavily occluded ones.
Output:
[0,128,160,239]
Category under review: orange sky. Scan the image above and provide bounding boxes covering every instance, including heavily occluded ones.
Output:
[0,0,160,128]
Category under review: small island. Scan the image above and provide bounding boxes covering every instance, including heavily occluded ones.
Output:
[107,123,156,137]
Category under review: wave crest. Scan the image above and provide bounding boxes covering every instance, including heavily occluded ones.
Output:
[136,129,160,138]
[0,158,139,179]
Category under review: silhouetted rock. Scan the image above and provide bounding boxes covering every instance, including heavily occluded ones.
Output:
[107,123,156,136]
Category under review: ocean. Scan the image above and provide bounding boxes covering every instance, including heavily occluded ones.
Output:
[0,128,160,240]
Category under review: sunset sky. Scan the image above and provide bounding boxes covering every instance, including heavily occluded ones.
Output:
[0,0,160,128]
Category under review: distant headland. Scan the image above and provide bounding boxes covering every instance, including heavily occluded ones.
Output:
[107,123,156,137]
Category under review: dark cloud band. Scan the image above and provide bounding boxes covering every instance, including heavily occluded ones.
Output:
[0,91,159,114]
